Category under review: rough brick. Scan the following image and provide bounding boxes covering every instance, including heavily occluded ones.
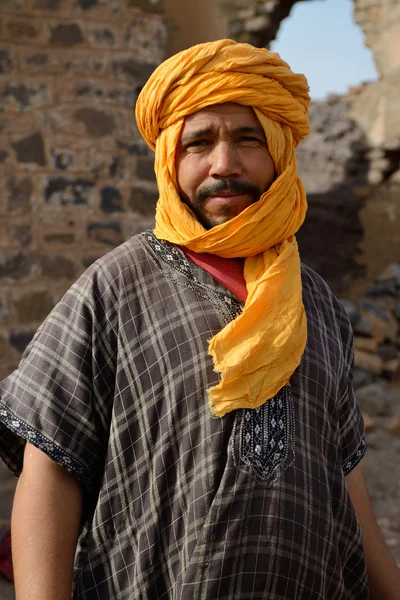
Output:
[112,58,157,84]
[0,82,51,111]
[4,19,42,41]
[50,23,85,46]
[116,140,149,155]
[136,158,155,182]
[44,176,94,205]
[13,290,54,323]
[0,253,35,280]
[9,224,32,247]
[128,185,158,215]
[87,221,123,246]
[12,132,47,166]
[9,330,36,353]
[44,232,75,244]
[2,0,23,9]
[73,107,116,137]
[32,0,61,9]
[126,0,162,13]
[0,49,14,74]
[40,254,76,279]
[100,186,123,213]
[0,296,9,322]
[125,18,166,61]
[89,26,117,48]
[52,148,74,170]
[75,82,136,108]
[6,176,33,212]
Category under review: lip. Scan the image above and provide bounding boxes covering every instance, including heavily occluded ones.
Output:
[208,193,250,204]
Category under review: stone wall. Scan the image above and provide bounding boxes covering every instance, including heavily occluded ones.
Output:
[0,0,166,379]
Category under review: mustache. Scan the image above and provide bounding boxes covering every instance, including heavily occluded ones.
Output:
[193,179,262,204]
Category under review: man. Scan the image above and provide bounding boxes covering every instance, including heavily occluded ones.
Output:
[0,40,399,599]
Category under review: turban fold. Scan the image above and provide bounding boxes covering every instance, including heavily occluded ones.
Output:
[136,39,311,417]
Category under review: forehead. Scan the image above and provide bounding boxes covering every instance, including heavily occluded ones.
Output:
[181,103,261,131]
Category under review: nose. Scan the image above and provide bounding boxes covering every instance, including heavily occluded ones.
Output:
[209,142,242,178]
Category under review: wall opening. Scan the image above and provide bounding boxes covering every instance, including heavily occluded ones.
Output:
[270,0,378,100]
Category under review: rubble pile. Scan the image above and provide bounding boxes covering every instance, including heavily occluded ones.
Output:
[340,264,400,435]
[341,263,400,437]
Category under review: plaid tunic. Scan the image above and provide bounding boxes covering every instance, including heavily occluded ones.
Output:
[0,231,367,599]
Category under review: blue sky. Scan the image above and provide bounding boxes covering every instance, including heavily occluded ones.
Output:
[270,0,378,100]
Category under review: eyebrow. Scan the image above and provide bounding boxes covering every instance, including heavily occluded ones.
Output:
[180,125,266,144]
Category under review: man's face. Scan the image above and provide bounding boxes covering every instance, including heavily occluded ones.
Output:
[175,103,275,229]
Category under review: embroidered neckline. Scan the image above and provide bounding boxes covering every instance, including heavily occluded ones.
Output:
[143,231,243,321]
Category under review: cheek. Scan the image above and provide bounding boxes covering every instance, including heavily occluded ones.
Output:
[176,156,206,195]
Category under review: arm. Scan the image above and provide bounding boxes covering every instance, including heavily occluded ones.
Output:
[346,463,400,599]
[12,443,83,600]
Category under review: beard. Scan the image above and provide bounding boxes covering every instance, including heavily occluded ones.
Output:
[187,178,262,229]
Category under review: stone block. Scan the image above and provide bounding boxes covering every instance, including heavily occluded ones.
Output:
[136,158,155,182]
[88,24,118,48]
[354,350,384,375]
[100,186,123,213]
[387,413,400,437]
[6,176,33,213]
[40,255,76,279]
[126,0,162,13]
[72,81,136,109]
[2,0,23,9]
[244,15,269,32]
[362,412,376,432]
[3,18,42,41]
[354,336,379,353]
[12,132,47,166]
[128,185,158,215]
[44,232,75,244]
[111,57,157,85]
[383,359,400,378]
[0,296,9,322]
[49,23,85,46]
[356,383,389,416]
[44,175,94,205]
[87,221,123,246]
[0,112,34,134]
[0,253,35,281]
[125,17,166,62]
[32,0,61,9]
[353,309,389,343]
[0,81,52,112]
[13,289,54,323]
[22,49,105,76]
[9,330,36,353]
[73,107,116,137]
[353,367,374,390]
[52,148,74,170]
[8,224,32,247]
[376,263,400,284]
[116,140,149,155]
[0,49,15,74]
[339,299,359,325]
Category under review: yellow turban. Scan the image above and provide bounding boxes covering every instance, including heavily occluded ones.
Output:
[136,39,310,417]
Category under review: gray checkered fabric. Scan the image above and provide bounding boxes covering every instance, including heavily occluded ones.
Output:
[0,231,367,599]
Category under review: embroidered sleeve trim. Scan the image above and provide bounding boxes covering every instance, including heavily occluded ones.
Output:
[342,438,366,476]
[0,402,92,489]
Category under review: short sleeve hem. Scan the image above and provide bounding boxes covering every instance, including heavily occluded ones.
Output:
[342,437,366,476]
[0,402,91,490]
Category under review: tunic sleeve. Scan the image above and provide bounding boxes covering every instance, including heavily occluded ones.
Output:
[335,299,366,475]
[0,262,118,510]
